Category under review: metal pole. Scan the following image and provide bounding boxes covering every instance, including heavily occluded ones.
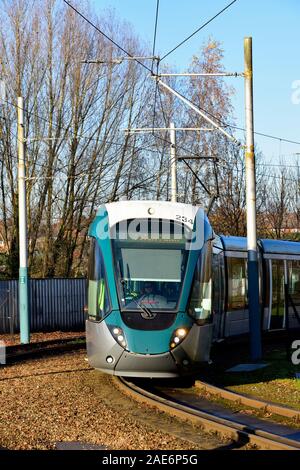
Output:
[17,97,30,344]
[170,122,177,202]
[155,78,241,145]
[244,38,261,360]
[124,127,215,132]
[158,72,243,77]
[81,56,159,64]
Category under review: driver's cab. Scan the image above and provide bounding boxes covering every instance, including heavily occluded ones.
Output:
[111,218,190,329]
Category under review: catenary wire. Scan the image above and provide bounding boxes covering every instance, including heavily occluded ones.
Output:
[151,0,160,74]
[154,79,213,196]
[62,0,241,149]
[160,0,238,61]
[2,97,211,163]
[63,0,153,74]
[216,159,299,183]
[62,1,300,149]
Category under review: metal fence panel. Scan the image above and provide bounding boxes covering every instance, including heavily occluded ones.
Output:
[0,280,18,334]
[0,278,86,333]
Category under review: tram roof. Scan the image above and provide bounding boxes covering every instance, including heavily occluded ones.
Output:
[220,236,248,252]
[259,239,300,255]
[220,235,300,256]
[96,200,203,228]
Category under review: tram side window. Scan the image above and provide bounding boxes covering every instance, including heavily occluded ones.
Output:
[212,253,224,317]
[88,238,110,320]
[289,260,300,306]
[227,257,248,310]
[272,259,285,318]
[188,242,213,325]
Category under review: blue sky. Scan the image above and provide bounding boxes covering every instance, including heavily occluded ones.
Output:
[90,0,300,164]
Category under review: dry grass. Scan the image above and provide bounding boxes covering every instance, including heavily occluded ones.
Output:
[0,331,85,346]
[0,351,224,450]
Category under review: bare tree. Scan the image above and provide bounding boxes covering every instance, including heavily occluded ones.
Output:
[1,1,296,280]
[263,166,293,239]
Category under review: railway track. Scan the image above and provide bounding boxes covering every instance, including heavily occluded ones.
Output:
[3,338,300,450]
[195,380,300,421]
[115,377,300,451]
[4,336,86,362]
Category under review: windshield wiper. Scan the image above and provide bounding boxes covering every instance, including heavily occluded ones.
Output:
[120,279,154,318]
[133,298,155,318]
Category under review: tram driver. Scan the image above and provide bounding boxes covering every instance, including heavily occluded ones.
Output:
[138,281,169,311]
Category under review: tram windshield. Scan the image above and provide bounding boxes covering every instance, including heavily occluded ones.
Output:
[112,219,190,312]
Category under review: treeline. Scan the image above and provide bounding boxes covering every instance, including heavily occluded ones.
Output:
[0,0,298,279]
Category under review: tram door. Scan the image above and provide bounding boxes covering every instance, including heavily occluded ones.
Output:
[270,259,285,330]
[288,260,300,327]
[212,253,225,340]
[225,255,249,336]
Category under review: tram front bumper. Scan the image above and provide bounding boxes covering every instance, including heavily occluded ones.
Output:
[113,350,179,378]
[86,319,179,378]
[86,320,213,378]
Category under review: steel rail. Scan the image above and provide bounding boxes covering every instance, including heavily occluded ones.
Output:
[4,337,86,363]
[195,380,300,421]
[115,377,300,451]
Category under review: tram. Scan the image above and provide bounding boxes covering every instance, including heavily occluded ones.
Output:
[86,200,300,377]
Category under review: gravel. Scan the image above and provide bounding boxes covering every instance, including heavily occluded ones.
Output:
[0,331,85,346]
[0,351,226,450]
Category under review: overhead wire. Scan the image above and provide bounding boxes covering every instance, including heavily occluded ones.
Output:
[182,98,300,147]
[154,76,213,197]
[216,158,299,183]
[151,0,160,74]
[63,0,153,74]
[62,0,237,153]
[150,0,161,132]
[257,163,300,169]
[63,0,300,151]
[2,95,213,165]
[2,84,300,192]
[152,61,160,135]
[160,0,238,62]
[7,114,202,197]
[1,2,296,221]
[1,124,153,172]
[1,0,298,191]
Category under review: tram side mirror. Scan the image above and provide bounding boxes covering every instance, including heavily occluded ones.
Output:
[190,299,212,325]
[192,307,204,320]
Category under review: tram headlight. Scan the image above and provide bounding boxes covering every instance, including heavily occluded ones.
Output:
[170,328,189,349]
[108,325,127,349]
